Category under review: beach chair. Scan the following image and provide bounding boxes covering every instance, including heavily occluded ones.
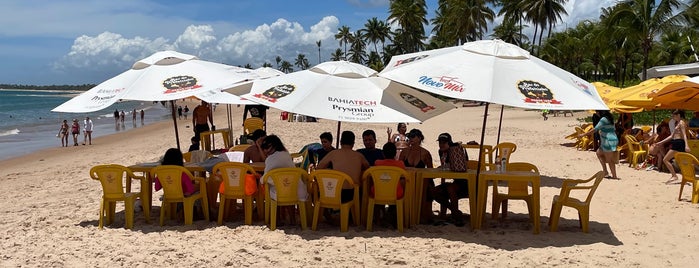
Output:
[309,170,360,232]
[493,142,517,166]
[675,153,699,203]
[362,166,408,232]
[624,135,647,168]
[291,143,321,171]
[243,118,264,137]
[90,164,148,229]
[548,171,605,233]
[574,126,593,151]
[262,168,310,230]
[214,162,258,225]
[491,162,538,220]
[151,165,209,225]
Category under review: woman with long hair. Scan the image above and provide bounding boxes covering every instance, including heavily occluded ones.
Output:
[659,110,691,184]
[580,110,619,179]
[387,122,409,160]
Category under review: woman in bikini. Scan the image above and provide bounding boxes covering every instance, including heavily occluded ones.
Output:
[387,123,409,160]
[399,128,434,223]
[57,120,69,147]
[660,110,691,184]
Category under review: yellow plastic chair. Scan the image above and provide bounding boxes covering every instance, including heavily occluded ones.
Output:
[493,142,517,164]
[675,153,699,203]
[290,143,321,170]
[90,164,147,229]
[243,117,264,136]
[182,150,213,162]
[214,162,258,225]
[309,170,360,232]
[624,135,647,168]
[228,144,251,152]
[262,168,310,230]
[548,171,605,232]
[151,165,209,225]
[461,143,493,165]
[362,166,408,232]
[491,162,539,220]
[574,126,593,151]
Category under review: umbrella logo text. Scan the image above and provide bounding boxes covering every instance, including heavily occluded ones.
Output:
[393,55,429,67]
[254,84,295,103]
[400,93,435,112]
[417,76,464,93]
[162,76,202,94]
[518,80,561,105]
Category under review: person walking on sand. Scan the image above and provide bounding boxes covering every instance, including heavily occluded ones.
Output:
[113,109,119,124]
[192,101,213,140]
[119,110,125,124]
[140,109,144,124]
[579,110,619,179]
[83,117,93,145]
[70,119,80,146]
[659,110,691,184]
[183,105,189,119]
[58,120,69,147]
[132,109,137,123]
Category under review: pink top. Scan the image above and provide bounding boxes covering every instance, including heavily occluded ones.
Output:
[154,172,196,196]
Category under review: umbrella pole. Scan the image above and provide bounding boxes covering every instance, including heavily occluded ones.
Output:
[475,103,490,180]
[336,121,341,148]
[495,105,504,146]
[227,104,233,144]
[170,100,181,150]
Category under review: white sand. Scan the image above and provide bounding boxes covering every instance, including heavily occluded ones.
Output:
[1,101,696,267]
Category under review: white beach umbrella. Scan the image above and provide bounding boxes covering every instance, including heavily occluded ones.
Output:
[379,39,608,172]
[226,61,455,123]
[52,50,258,148]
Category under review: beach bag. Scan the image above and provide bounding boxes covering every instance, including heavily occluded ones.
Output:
[218,173,258,196]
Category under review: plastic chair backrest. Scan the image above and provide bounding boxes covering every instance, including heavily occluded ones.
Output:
[262,168,308,203]
[152,165,194,199]
[90,164,131,199]
[310,169,354,205]
[461,144,493,164]
[494,142,517,163]
[296,143,321,170]
[229,144,251,152]
[214,162,257,196]
[183,150,212,163]
[362,166,407,202]
[624,135,642,152]
[243,118,264,134]
[675,152,699,181]
[505,162,539,194]
[560,171,605,204]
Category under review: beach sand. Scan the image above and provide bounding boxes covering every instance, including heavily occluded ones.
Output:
[1,101,697,267]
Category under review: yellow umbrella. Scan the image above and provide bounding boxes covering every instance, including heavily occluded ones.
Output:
[609,75,689,112]
[648,78,699,110]
[592,81,621,108]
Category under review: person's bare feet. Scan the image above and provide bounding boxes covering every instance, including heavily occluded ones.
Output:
[664,176,679,185]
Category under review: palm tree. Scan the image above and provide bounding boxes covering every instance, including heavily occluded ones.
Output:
[361,17,391,54]
[348,30,367,64]
[432,0,495,45]
[244,63,253,69]
[279,61,293,73]
[335,26,352,59]
[294,54,309,70]
[491,19,528,46]
[316,40,322,64]
[388,0,427,53]
[275,56,282,69]
[261,62,273,68]
[497,0,527,45]
[607,0,688,79]
[521,0,569,52]
[330,48,343,61]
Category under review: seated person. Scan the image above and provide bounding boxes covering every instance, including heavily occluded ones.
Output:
[261,135,307,225]
[309,132,335,169]
[644,123,671,170]
[357,129,384,166]
[317,131,370,202]
[372,142,405,226]
[432,133,469,226]
[400,128,434,223]
[154,148,196,196]
[188,136,200,152]
[243,129,267,163]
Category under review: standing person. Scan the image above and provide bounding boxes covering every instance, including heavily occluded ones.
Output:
[432,133,469,226]
[192,101,214,141]
[591,110,602,151]
[177,106,183,119]
[580,110,619,180]
[243,104,269,126]
[659,110,691,184]
[140,109,145,124]
[83,116,93,145]
[357,129,384,166]
[70,119,80,146]
[399,128,434,223]
[119,110,125,124]
[113,109,120,125]
[57,120,69,147]
[132,109,137,124]
[183,105,189,119]
[387,122,409,160]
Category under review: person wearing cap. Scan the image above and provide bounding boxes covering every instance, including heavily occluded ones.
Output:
[432,132,469,226]
[243,129,268,163]
[399,128,434,223]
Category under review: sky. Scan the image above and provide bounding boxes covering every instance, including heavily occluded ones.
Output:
[0,0,617,86]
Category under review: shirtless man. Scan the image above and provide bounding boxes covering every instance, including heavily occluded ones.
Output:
[243,129,267,163]
[317,131,370,199]
[192,101,214,140]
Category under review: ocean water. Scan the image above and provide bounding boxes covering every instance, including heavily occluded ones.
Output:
[0,88,173,161]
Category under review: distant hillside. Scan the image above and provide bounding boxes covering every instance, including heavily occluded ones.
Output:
[0,84,95,91]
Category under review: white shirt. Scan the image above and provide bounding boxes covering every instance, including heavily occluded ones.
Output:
[263,150,307,201]
[83,119,93,131]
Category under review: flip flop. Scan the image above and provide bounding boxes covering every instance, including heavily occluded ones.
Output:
[664,179,679,185]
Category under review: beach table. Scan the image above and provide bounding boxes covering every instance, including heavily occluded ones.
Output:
[476,169,541,234]
[408,168,478,229]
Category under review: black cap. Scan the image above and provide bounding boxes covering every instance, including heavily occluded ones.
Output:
[437,133,452,143]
